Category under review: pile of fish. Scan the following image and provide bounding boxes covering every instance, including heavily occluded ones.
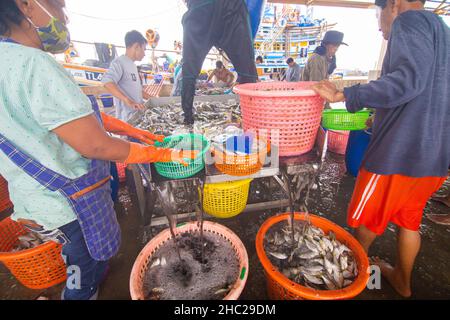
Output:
[196,87,229,96]
[10,232,46,252]
[136,101,241,140]
[264,221,359,290]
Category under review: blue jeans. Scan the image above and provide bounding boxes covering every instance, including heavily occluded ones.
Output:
[59,220,109,300]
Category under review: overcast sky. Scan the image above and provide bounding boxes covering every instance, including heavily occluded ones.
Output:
[65,0,449,71]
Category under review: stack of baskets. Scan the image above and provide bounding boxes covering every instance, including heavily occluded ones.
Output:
[322,109,371,155]
[0,175,13,213]
[154,134,210,179]
[213,134,268,177]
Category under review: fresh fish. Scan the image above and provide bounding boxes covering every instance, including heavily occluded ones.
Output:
[151,287,165,294]
[264,221,359,291]
[268,251,288,260]
[343,280,353,287]
[299,251,320,260]
[324,257,334,276]
[214,288,230,295]
[150,258,161,269]
[322,274,337,290]
[303,274,324,285]
[340,255,348,271]
[343,270,354,279]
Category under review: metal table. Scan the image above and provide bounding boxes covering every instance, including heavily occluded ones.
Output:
[126,95,327,227]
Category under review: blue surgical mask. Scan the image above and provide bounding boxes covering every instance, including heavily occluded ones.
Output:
[26,0,71,54]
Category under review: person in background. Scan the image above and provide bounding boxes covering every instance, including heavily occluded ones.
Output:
[285,57,301,82]
[171,61,183,97]
[312,0,449,298]
[182,0,258,125]
[0,0,197,300]
[102,30,149,122]
[302,30,347,82]
[256,55,264,78]
[207,60,235,88]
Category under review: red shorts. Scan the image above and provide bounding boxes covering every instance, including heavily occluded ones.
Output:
[347,168,446,235]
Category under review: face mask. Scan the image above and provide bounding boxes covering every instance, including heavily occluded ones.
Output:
[27,0,71,54]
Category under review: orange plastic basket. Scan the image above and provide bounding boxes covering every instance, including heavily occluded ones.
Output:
[0,218,67,290]
[213,139,268,177]
[234,82,324,157]
[0,175,13,212]
[256,213,369,300]
[130,221,249,300]
[328,130,350,155]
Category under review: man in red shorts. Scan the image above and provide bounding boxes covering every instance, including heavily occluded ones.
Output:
[312,0,449,297]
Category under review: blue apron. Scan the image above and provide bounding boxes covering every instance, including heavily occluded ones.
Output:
[0,38,121,261]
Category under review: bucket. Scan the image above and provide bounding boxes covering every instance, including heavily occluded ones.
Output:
[255,213,370,300]
[234,82,324,156]
[130,221,249,300]
[345,130,372,177]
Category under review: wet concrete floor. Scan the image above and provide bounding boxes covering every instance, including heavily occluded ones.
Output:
[1,154,449,300]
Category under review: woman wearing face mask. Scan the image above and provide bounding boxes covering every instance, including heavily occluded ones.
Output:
[0,0,197,300]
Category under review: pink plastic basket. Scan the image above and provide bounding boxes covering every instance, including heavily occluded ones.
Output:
[328,130,350,155]
[130,221,249,300]
[116,163,127,183]
[234,82,324,156]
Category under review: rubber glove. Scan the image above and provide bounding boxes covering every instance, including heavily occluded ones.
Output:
[124,143,199,166]
[101,113,165,145]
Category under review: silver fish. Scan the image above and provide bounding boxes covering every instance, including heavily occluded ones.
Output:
[268,251,288,260]
[303,273,324,285]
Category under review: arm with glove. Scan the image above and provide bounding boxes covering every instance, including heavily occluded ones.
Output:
[100,112,165,145]
[53,114,198,166]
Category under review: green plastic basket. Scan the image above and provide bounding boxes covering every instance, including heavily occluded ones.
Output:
[154,134,210,179]
[322,109,371,131]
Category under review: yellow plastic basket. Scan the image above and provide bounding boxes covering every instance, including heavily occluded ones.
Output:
[203,179,252,218]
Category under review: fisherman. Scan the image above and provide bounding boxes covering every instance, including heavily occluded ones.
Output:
[312,0,449,297]
[207,61,235,88]
[181,0,259,125]
[102,30,149,122]
[0,0,197,300]
[171,60,183,97]
[302,30,347,81]
[285,57,301,82]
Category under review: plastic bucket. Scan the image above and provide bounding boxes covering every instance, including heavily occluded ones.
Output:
[345,130,372,177]
[130,221,249,300]
[255,213,370,300]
